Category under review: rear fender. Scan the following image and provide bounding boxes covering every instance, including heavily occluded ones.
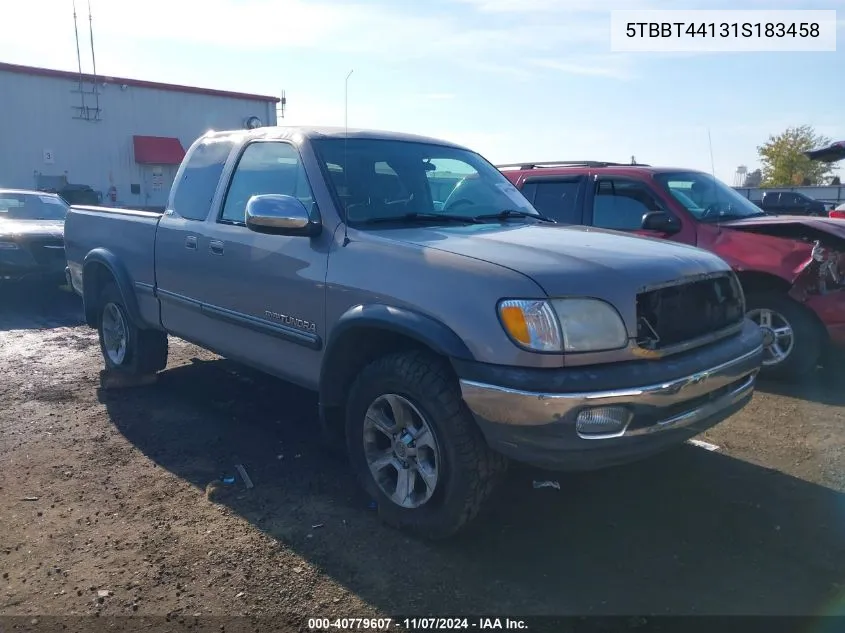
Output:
[82,249,144,328]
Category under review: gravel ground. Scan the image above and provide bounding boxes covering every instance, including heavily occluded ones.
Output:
[1,284,844,628]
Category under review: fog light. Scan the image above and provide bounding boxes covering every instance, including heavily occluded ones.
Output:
[576,406,632,438]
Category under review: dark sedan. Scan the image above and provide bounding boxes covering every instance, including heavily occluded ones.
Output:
[0,189,69,284]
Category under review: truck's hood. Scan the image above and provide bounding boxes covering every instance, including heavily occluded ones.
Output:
[376,223,729,296]
[719,215,845,239]
[0,218,65,239]
[719,215,845,252]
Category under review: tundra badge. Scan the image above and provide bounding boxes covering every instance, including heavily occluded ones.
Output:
[264,310,317,333]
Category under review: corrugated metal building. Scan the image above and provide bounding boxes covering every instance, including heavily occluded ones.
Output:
[0,62,280,209]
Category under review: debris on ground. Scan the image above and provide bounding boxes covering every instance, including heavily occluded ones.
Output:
[688,439,720,452]
[234,464,254,489]
[21,496,39,501]
[532,480,561,490]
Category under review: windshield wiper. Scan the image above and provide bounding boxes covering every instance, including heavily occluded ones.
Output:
[472,209,555,223]
[358,212,484,225]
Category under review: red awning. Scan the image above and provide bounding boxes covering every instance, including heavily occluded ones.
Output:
[132,135,186,165]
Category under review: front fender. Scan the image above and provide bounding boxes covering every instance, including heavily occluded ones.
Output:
[328,303,475,360]
[82,249,144,327]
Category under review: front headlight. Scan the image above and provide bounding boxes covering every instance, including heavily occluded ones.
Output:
[551,298,628,352]
[0,241,19,250]
[498,298,628,353]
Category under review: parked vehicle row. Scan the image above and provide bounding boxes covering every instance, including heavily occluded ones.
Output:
[64,127,765,539]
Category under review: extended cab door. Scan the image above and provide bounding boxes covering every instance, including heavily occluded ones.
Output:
[155,135,238,343]
[584,175,695,245]
[191,140,328,389]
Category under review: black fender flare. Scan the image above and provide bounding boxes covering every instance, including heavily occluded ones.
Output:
[319,303,475,405]
[82,249,144,328]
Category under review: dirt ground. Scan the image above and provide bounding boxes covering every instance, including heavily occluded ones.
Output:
[1,284,844,627]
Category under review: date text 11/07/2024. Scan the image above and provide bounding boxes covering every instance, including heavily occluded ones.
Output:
[307,617,528,630]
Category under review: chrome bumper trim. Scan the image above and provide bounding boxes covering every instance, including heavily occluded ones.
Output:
[459,345,762,433]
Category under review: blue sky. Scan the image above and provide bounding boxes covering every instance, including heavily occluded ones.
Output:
[3,0,843,184]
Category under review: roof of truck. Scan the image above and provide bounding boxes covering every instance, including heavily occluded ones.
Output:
[203,126,471,150]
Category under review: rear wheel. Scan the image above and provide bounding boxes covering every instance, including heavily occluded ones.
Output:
[746,292,823,380]
[97,282,168,375]
[345,350,507,539]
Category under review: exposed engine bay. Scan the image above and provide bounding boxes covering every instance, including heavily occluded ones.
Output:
[725,220,845,297]
[636,273,745,351]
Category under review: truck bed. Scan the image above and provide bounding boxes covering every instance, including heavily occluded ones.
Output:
[64,205,163,328]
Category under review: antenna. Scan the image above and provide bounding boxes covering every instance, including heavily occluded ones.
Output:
[342,69,353,247]
[707,128,716,179]
[708,127,723,210]
[72,0,86,112]
[87,0,100,114]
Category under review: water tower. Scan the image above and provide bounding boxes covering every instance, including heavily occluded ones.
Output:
[733,165,748,186]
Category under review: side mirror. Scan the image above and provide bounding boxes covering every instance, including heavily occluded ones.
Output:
[641,211,681,234]
[245,194,321,237]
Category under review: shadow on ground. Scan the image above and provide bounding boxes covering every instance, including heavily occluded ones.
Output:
[99,357,845,617]
[755,354,845,407]
[0,282,83,331]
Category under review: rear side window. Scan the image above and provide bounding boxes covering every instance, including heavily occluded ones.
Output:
[521,179,583,224]
[171,137,235,221]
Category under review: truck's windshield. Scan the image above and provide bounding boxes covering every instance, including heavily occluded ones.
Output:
[310,138,540,225]
[654,171,767,222]
[0,193,69,221]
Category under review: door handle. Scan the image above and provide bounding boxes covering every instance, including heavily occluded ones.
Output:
[209,240,224,256]
[185,235,197,250]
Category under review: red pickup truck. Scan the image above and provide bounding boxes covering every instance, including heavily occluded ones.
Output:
[496,161,845,380]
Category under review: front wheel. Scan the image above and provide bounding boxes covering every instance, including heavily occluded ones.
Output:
[345,350,508,539]
[746,292,823,380]
[97,282,168,375]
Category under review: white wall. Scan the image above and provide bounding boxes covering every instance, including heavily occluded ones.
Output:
[0,69,277,207]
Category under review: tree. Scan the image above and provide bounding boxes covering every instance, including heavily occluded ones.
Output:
[757,125,834,187]
[743,169,762,187]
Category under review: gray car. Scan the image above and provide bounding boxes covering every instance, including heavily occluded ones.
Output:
[0,189,68,284]
[64,127,763,538]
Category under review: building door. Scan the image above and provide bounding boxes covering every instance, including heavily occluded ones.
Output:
[142,165,177,209]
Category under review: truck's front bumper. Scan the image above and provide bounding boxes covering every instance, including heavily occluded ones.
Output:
[456,319,764,471]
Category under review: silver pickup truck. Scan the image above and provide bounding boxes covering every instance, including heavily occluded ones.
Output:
[65,126,763,538]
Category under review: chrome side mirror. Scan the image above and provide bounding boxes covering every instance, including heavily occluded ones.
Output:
[245,194,321,237]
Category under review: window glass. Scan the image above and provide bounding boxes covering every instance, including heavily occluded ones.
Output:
[655,171,767,222]
[529,180,583,224]
[171,136,235,221]
[310,138,538,224]
[591,179,661,230]
[220,142,316,224]
[0,193,68,220]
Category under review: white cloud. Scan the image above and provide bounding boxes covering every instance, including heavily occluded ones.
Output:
[0,0,619,79]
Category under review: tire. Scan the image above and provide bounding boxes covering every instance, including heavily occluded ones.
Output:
[745,292,823,380]
[345,350,508,539]
[97,282,168,375]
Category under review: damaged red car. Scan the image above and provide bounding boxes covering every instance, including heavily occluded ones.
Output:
[497,162,845,380]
